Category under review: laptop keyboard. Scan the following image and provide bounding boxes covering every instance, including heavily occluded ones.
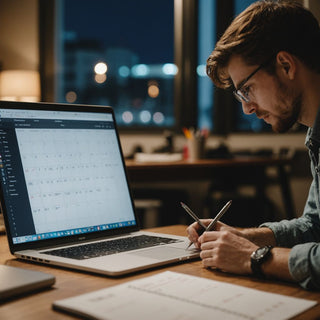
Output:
[42,235,182,260]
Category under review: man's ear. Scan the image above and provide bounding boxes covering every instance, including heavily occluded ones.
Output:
[276,51,296,79]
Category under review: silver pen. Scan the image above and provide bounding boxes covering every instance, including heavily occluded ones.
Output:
[180,202,207,230]
[205,200,232,231]
[181,200,232,249]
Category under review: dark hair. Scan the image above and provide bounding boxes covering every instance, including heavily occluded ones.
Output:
[207,0,320,88]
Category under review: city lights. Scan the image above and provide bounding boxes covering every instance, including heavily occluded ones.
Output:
[95,74,107,84]
[153,112,164,124]
[162,63,178,75]
[122,111,134,124]
[59,0,176,128]
[148,82,159,98]
[196,64,207,77]
[65,91,77,103]
[131,64,149,77]
[118,66,130,78]
[94,62,108,75]
[139,110,152,123]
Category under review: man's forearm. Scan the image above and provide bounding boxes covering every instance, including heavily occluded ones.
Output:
[240,227,293,281]
[241,226,277,247]
[262,247,293,281]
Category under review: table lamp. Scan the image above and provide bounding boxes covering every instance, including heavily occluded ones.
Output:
[0,70,40,102]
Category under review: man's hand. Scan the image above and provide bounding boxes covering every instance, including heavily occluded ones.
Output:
[198,230,258,274]
[186,218,290,279]
[187,220,246,249]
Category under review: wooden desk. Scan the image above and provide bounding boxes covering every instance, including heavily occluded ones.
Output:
[126,157,295,219]
[1,225,319,319]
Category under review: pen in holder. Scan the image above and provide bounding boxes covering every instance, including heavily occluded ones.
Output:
[183,128,208,161]
[187,136,206,160]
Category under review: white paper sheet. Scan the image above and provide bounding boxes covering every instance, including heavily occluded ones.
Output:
[53,271,317,320]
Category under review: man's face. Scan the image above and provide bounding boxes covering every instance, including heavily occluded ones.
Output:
[227,55,301,133]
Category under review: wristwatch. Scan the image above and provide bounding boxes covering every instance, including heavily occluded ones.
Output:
[250,245,273,278]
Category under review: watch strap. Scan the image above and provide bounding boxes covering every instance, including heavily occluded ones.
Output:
[250,245,273,278]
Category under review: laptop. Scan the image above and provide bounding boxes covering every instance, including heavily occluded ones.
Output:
[0,265,55,301]
[0,101,199,276]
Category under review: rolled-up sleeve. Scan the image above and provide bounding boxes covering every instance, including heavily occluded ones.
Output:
[261,177,320,289]
[289,243,320,290]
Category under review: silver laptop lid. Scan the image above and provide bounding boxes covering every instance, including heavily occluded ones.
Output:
[0,101,139,252]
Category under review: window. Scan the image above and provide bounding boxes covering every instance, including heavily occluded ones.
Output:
[197,0,215,131]
[41,0,214,131]
[52,0,175,128]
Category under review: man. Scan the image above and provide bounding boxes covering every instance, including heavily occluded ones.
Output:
[187,0,320,290]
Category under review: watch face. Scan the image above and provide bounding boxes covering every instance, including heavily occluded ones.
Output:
[253,247,268,259]
[252,246,272,261]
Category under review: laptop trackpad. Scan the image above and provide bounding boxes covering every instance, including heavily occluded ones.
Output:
[130,247,188,260]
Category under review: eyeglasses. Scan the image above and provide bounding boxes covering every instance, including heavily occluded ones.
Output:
[233,56,274,103]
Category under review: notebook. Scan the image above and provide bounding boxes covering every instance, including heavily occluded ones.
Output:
[0,265,55,301]
[0,101,199,276]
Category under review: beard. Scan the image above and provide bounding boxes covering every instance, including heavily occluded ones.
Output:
[271,95,301,133]
[266,77,302,133]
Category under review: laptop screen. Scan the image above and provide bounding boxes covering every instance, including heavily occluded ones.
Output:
[0,104,137,245]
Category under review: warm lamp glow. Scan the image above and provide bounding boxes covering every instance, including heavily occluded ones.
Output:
[0,70,41,102]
